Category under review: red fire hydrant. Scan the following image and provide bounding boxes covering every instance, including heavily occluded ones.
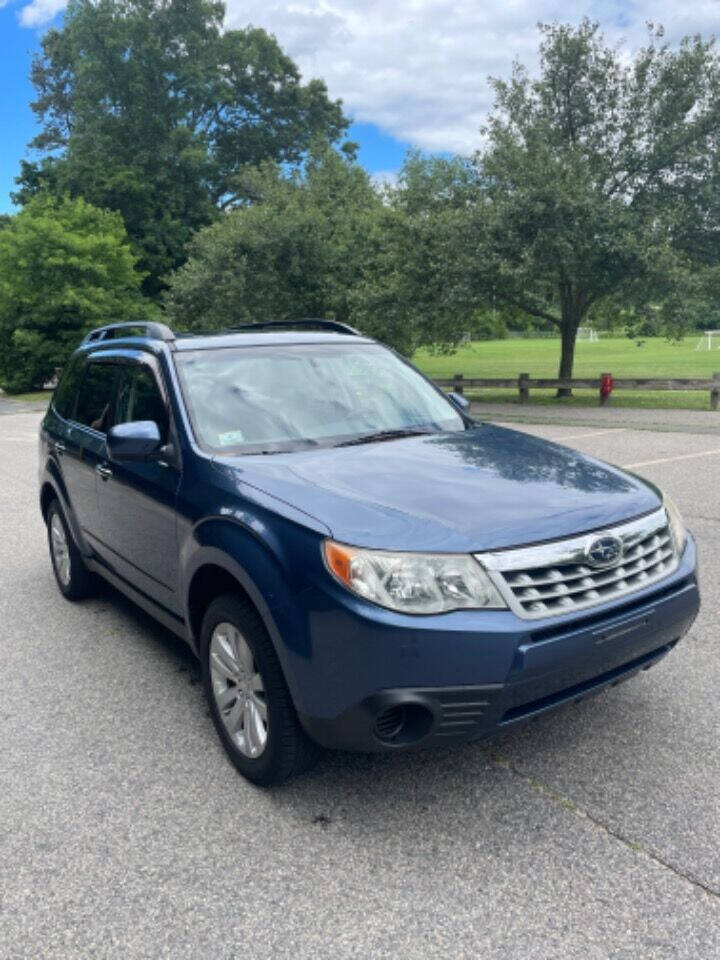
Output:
[600,372,613,406]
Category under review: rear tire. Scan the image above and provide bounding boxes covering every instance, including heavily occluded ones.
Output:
[201,593,319,786]
[46,499,95,600]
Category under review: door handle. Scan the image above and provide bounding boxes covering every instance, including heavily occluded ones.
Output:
[96,463,113,481]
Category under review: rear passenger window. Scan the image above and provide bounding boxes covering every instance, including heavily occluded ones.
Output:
[52,354,85,420]
[75,362,118,433]
[114,365,169,442]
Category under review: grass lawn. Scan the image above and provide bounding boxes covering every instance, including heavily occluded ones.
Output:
[1,339,718,411]
[0,389,52,404]
[413,336,720,410]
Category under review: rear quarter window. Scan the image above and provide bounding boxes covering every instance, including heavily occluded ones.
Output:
[52,354,85,420]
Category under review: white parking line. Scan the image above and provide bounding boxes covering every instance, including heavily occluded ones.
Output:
[623,449,720,469]
[558,428,627,441]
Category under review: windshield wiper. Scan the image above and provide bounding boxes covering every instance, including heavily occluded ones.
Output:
[234,438,320,456]
[334,427,438,448]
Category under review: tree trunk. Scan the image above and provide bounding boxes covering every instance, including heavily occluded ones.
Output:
[556,286,585,397]
[556,324,578,397]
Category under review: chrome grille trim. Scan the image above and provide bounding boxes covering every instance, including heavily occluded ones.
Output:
[475,508,678,620]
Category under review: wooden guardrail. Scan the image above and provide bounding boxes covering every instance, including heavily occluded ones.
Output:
[436,372,720,410]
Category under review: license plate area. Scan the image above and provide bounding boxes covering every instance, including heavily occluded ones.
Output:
[508,608,660,700]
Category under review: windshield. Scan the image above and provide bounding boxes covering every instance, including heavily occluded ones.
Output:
[174,342,465,454]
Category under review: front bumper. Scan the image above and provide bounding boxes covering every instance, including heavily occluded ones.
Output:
[296,537,699,752]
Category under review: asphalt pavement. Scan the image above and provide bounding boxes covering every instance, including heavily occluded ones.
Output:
[468,400,720,436]
[0,409,718,959]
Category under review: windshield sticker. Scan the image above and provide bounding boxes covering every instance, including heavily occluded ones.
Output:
[217,430,245,446]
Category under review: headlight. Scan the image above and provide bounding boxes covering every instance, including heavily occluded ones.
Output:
[664,494,687,555]
[323,540,507,614]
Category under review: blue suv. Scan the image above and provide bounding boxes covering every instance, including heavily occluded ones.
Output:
[39,320,700,785]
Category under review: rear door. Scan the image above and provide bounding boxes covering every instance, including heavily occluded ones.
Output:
[96,359,182,614]
[60,358,121,548]
[43,352,86,522]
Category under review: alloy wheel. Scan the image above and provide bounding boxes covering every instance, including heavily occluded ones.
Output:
[209,622,269,758]
[50,513,71,587]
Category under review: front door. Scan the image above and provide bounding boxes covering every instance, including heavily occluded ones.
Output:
[96,360,182,615]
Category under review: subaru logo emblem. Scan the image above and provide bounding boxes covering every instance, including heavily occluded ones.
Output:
[586,535,623,568]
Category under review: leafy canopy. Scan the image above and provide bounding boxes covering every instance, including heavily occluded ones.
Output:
[469,20,720,380]
[165,148,396,340]
[377,152,490,353]
[0,194,152,393]
[342,22,720,368]
[16,0,347,296]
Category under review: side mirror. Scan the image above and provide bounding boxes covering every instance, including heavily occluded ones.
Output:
[448,391,470,412]
[107,420,162,463]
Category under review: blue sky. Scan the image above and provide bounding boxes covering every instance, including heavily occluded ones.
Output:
[0,7,45,213]
[0,7,411,214]
[1,0,716,215]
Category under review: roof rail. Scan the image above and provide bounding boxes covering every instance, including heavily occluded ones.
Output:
[82,321,175,345]
[231,319,361,336]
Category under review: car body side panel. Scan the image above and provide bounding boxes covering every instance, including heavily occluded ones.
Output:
[96,456,182,613]
[54,424,106,544]
[40,408,93,555]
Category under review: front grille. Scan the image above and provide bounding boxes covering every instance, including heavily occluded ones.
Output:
[477,508,678,620]
[502,527,674,616]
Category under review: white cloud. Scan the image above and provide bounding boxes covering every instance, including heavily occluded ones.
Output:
[17,0,720,154]
[19,0,66,27]
[224,0,720,154]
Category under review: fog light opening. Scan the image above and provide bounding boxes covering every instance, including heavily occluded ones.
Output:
[374,703,433,745]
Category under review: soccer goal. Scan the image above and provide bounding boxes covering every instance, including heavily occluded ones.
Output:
[695,330,720,350]
[577,327,599,342]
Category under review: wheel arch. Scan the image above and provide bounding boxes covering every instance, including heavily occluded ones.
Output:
[187,562,258,648]
[184,548,311,710]
[39,461,86,554]
[184,548,289,668]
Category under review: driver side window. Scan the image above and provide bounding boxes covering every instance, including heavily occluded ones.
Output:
[114,365,169,443]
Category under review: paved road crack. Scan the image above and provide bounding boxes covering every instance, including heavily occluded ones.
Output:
[491,752,720,902]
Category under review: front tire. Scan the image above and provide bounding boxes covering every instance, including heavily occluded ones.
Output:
[46,499,94,600]
[201,593,319,786]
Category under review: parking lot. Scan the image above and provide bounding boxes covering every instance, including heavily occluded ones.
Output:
[1,408,718,959]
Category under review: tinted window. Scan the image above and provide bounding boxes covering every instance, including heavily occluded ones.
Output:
[52,354,85,420]
[114,365,168,442]
[75,362,118,432]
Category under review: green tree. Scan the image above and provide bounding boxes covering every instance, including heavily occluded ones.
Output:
[165,148,391,338]
[16,0,347,297]
[475,20,720,392]
[358,152,550,355]
[380,153,487,353]
[167,148,516,357]
[341,151,488,356]
[0,195,152,393]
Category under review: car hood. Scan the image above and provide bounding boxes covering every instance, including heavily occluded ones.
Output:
[220,424,661,553]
